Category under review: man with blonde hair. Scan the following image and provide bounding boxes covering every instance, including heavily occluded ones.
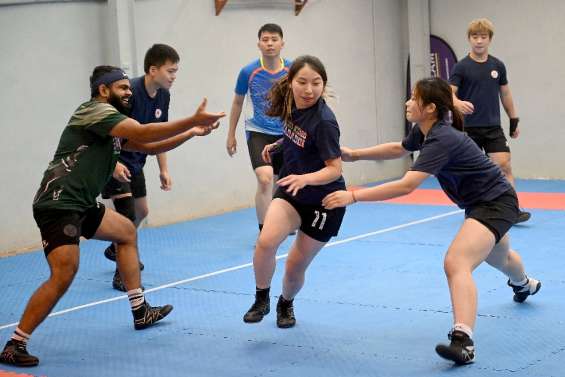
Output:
[449,18,530,223]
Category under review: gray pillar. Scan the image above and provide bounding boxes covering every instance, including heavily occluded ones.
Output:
[107,0,138,76]
[407,0,430,84]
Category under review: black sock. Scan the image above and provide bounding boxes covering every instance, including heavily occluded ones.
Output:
[258,224,263,231]
[256,287,270,301]
[279,296,293,307]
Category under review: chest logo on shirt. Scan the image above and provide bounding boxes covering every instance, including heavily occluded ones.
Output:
[155,108,162,119]
[284,123,307,148]
[491,70,499,79]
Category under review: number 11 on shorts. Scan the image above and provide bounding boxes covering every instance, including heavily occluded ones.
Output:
[312,210,327,230]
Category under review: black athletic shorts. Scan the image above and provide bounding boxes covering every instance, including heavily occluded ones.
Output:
[465,126,510,154]
[465,189,519,243]
[101,170,147,199]
[246,131,283,175]
[33,202,106,256]
[274,188,346,243]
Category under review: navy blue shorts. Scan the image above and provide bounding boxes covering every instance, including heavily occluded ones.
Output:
[465,189,519,243]
[465,126,510,154]
[246,131,283,175]
[274,188,346,243]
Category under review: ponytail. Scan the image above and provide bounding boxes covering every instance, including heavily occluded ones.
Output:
[266,75,294,126]
[449,105,464,131]
[415,77,465,132]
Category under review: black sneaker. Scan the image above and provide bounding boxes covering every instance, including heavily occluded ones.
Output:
[243,296,270,323]
[112,270,144,292]
[508,277,541,303]
[104,244,117,261]
[276,296,296,328]
[0,340,39,367]
[516,210,531,224]
[133,302,173,330]
[435,330,475,365]
[105,244,144,271]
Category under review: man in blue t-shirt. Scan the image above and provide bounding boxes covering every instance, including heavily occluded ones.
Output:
[102,44,179,291]
[449,18,530,223]
[226,23,291,234]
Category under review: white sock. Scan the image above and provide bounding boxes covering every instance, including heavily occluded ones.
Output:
[510,275,528,286]
[127,288,145,311]
[453,323,473,339]
[11,327,31,344]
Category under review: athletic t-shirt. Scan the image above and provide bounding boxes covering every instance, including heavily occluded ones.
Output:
[449,55,508,127]
[235,57,291,135]
[33,100,127,212]
[401,121,511,208]
[278,99,346,205]
[119,76,170,174]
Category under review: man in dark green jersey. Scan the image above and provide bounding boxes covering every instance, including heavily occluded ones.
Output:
[0,65,224,367]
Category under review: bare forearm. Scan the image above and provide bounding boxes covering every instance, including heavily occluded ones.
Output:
[352,142,408,161]
[501,92,517,118]
[354,179,413,202]
[228,102,243,136]
[131,117,203,143]
[304,165,342,186]
[125,129,195,155]
[156,153,168,171]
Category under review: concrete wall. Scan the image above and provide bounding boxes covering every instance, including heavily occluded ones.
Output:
[0,0,408,254]
[0,1,110,253]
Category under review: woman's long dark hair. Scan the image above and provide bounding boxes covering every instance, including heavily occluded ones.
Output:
[266,55,327,126]
[414,77,464,131]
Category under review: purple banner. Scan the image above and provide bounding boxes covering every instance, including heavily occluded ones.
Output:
[430,35,457,80]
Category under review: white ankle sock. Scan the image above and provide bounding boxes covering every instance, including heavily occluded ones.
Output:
[127,288,145,311]
[453,323,473,339]
[12,327,31,344]
[510,275,528,286]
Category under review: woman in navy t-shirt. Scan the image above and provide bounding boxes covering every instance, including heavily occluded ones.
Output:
[323,77,540,365]
[243,55,346,329]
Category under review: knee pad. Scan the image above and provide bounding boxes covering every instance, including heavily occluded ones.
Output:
[113,196,136,223]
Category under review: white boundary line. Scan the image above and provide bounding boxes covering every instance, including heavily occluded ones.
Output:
[0,209,462,331]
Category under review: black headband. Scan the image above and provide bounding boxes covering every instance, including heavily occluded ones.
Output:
[91,69,129,90]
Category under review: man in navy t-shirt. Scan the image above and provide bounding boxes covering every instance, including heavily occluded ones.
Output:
[102,44,179,291]
[449,18,530,223]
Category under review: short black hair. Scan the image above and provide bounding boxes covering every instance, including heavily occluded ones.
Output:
[258,23,283,39]
[90,65,121,98]
[143,44,180,74]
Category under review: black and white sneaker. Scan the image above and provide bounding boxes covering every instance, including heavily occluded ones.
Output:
[435,330,475,365]
[133,302,173,330]
[0,340,39,367]
[243,296,270,323]
[276,296,296,328]
[508,277,541,303]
